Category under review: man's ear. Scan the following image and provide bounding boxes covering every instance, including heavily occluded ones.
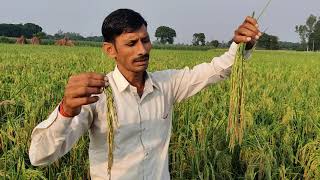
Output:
[102,42,117,59]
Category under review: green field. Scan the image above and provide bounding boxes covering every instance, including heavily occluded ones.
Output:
[0,44,320,179]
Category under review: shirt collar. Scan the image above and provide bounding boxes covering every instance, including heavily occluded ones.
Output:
[112,66,159,93]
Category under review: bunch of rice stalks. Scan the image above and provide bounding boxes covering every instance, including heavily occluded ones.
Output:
[227,0,272,152]
[104,82,119,180]
[227,42,247,151]
[298,139,320,179]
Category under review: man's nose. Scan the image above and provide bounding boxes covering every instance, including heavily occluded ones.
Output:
[137,41,147,55]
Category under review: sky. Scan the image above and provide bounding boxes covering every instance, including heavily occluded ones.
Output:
[0,0,319,44]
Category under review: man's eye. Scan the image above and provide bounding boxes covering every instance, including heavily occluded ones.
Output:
[127,43,134,46]
[142,38,150,43]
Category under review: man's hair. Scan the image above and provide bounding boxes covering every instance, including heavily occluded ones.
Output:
[101,9,148,43]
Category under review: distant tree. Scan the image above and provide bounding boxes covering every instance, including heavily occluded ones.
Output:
[0,24,22,37]
[155,26,176,44]
[227,39,233,47]
[219,41,229,48]
[53,30,85,41]
[278,41,300,50]
[64,32,85,41]
[258,33,279,50]
[295,25,308,50]
[296,14,318,51]
[54,29,64,39]
[207,40,220,48]
[34,32,46,39]
[192,33,206,46]
[23,23,42,38]
[45,34,55,40]
[86,36,104,42]
[306,14,317,36]
[308,19,320,51]
[0,23,42,38]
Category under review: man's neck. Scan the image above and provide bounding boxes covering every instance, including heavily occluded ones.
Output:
[117,66,145,96]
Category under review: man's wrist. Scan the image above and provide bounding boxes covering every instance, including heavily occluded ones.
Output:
[59,99,74,118]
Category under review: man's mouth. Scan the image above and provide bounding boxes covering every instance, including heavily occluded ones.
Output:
[134,55,149,63]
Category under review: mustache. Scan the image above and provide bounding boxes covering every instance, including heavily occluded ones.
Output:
[133,54,149,62]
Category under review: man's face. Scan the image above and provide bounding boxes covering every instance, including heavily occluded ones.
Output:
[109,25,152,74]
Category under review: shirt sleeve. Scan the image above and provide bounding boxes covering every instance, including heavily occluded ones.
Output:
[170,42,252,103]
[29,102,94,166]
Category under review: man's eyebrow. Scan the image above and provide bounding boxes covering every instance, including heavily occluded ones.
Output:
[125,38,138,43]
[124,33,149,42]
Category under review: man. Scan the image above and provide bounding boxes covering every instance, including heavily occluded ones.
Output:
[29,9,261,180]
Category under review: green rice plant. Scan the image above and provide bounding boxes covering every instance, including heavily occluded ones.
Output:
[298,139,320,179]
[227,0,272,152]
[104,85,119,180]
[227,43,246,151]
[1,42,320,179]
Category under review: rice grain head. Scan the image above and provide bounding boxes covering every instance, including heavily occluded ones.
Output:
[104,79,119,180]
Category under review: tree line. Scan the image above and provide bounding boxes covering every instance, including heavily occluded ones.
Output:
[0,14,319,51]
[295,14,320,51]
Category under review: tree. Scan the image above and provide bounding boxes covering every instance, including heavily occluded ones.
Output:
[63,32,85,41]
[54,29,65,39]
[306,14,317,36]
[86,36,104,42]
[257,33,279,50]
[34,32,46,39]
[207,40,220,48]
[192,33,206,46]
[155,26,176,44]
[23,23,42,38]
[296,14,318,51]
[295,25,308,50]
[308,19,320,51]
[0,23,42,38]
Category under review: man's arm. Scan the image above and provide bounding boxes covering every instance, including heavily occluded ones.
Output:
[170,16,261,103]
[29,72,106,166]
[29,104,94,166]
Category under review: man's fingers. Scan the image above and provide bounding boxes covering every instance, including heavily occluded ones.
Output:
[68,79,106,88]
[236,28,254,39]
[86,72,105,80]
[69,96,100,107]
[241,23,260,36]
[233,35,252,43]
[70,72,105,81]
[67,87,103,98]
[245,16,258,26]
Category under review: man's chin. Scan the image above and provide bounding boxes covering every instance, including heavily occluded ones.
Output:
[133,64,148,73]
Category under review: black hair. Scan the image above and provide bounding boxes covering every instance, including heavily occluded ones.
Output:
[101,9,148,43]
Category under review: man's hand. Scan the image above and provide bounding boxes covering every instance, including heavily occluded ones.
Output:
[233,16,262,49]
[61,72,107,117]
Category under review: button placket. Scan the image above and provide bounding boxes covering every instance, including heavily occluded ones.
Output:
[131,86,147,179]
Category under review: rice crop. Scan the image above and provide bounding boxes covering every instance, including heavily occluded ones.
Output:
[0,44,319,179]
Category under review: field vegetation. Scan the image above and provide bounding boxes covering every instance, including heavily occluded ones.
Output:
[0,44,319,179]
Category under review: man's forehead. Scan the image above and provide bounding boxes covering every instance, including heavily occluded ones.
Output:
[119,25,149,40]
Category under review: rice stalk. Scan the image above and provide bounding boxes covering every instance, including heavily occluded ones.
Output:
[297,139,320,179]
[227,43,246,151]
[104,82,119,180]
[227,0,272,152]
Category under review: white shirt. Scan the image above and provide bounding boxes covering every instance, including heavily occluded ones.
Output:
[29,42,250,180]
